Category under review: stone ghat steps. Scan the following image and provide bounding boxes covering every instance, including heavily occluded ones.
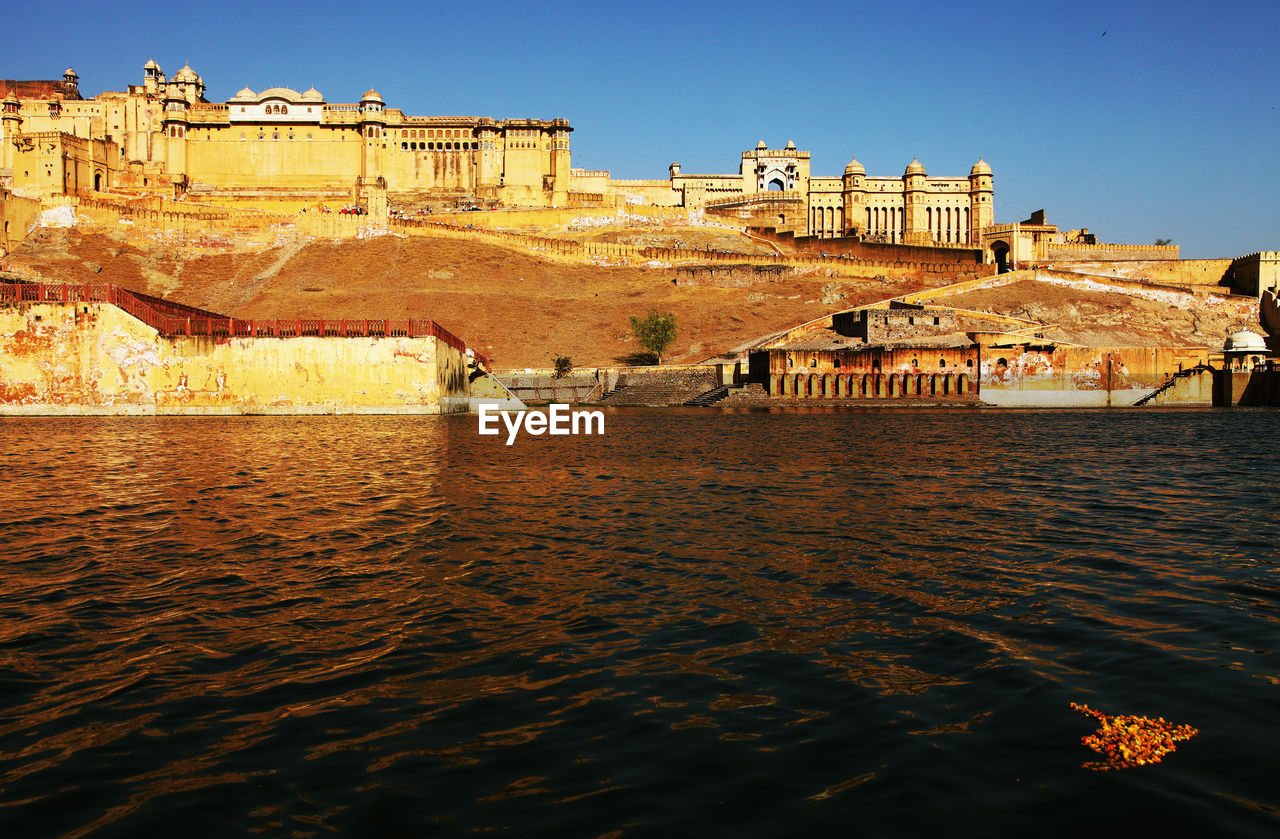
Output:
[683,384,737,406]
[597,382,722,407]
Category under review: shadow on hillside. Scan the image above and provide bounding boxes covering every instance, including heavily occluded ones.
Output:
[614,352,659,366]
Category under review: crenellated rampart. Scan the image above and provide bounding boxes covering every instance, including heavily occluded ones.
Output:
[1227,250,1280,296]
[1045,242,1179,261]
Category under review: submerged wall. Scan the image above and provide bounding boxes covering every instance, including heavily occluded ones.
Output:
[0,301,471,414]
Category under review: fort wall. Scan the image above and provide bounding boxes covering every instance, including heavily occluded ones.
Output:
[1044,242,1179,261]
[1041,259,1232,288]
[0,297,472,414]
[751,226,983,265]
[0,188,42,255]
[1227,251,1280,296]
[976,345,1210,407]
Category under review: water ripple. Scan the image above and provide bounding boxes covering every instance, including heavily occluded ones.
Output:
[0,411,1278,836]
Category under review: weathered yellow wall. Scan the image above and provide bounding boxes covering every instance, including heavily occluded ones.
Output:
[0,301,471,414]
[977,345,1211,407]
[186,130,362,188]
[1045,259,1232,288]
[0,189,42,255]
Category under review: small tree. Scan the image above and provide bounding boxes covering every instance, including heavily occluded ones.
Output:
[629,310,677,365]
[553,356,573,378]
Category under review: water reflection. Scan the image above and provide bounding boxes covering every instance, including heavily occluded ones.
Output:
[0,411,1278,836]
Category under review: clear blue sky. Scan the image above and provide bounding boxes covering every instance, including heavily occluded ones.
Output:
[6,0,1277,257]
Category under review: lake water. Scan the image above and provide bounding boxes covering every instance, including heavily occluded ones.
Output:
[1,409,1278,837]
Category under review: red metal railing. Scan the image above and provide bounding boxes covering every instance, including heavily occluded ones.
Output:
[0,280,488,367]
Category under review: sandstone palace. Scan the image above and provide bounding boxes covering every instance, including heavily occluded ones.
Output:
[2,61,993,243]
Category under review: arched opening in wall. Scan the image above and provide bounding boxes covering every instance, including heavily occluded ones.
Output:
[991,241,1011,273]
[94,172,102,191]
[768,178,785,192]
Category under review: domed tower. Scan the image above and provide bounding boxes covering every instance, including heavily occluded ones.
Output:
[903,158,928,244]
[358,89,387,205]
[2,90,22,173]
[968,158,994,241]
[143,59,162,94]
[160,81,190,179]
[841,157,866,236]
[62,68,80,99]
[172,64,201,104]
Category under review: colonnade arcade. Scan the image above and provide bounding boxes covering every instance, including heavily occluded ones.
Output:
[770,370,972,398]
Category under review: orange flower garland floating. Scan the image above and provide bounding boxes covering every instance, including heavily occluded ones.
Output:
[1070,702,1198,771]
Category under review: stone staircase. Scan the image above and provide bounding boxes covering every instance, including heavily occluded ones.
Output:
[683,384,744,406]
[1132,365,1213,406]
[598,381,718,407]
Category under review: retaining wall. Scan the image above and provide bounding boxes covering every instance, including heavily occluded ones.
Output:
[0,300,471,414]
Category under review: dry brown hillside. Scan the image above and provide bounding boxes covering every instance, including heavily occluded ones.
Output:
[934,277,1257,348]
[3,225,941,368]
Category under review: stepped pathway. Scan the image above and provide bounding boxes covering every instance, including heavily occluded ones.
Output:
[683,384,739,406]
[1132,365,1213,406]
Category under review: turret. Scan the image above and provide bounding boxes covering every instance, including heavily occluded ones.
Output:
[62,68,79,98]
[2,90,22,173]
[143,59,162,94]
[903,158,928,244]
[161,83,189,177]
[968,158,994,239]
[840,157,866,235]
[548,119,572,207]
[358,90,386,188]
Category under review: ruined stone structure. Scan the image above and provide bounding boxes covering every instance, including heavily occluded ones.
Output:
[572,141,995,244]
[1,62,572,207]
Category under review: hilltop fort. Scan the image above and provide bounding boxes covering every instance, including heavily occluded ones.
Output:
[1,61,1277,413]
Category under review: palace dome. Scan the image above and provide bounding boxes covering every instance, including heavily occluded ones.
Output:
[756,140,767,149]
[361,89,383,103]
[1224,329,1267,353]
[970,157,992,176]
[784,139,796,149]
[844,157,865,176]
[173,64,199,83]
[904,158,926,176]
[233,87,256,99]
[301,87,324,102]
[144,59,160,71]
[258,87,302,100]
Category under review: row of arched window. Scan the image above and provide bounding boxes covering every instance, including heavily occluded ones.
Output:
[401,142,478,151]
[266,104,288,115]
[926,206,970,244]
[865,206,972,244]
[810,205,843,237]
[401,128,469,140]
